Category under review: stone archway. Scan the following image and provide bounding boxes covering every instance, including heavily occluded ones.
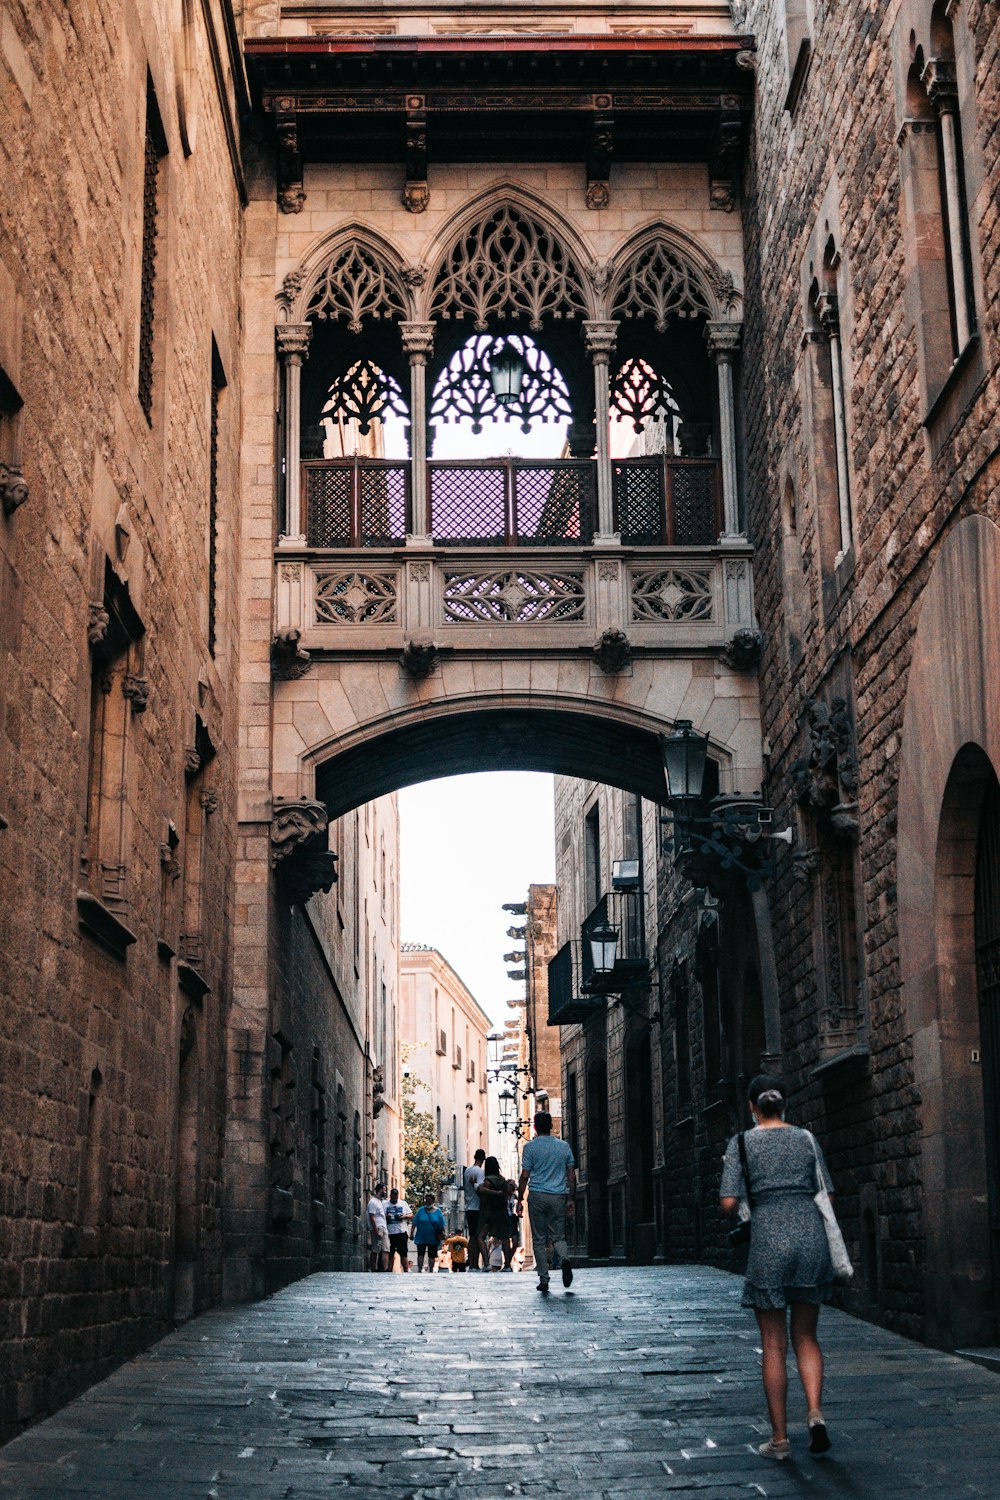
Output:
[898,512,1000,1347]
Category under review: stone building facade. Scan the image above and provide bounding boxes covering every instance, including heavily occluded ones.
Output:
[556,0,999,1351]
[399,944,491,1174]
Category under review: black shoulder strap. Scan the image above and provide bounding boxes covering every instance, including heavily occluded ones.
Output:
[737,1131,754,1208]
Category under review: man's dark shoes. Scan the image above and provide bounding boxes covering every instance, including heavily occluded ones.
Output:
[561,1259,573,1288]
[536,1280,549,1294]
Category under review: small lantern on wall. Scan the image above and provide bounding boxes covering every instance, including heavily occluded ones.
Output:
[660,720,710,805]
[588,920,620,977]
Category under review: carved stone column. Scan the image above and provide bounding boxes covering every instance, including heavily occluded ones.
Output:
[705,321,743,541]
[583,320,619,540]
[401,321,435,541]
[923,56,973,351]
[277,323,312,548]
[815,289,853,560]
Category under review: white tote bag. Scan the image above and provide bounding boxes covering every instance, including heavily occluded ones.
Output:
[807,1132,853,1282]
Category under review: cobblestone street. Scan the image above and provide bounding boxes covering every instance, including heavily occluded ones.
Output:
[1,1266,998,1499]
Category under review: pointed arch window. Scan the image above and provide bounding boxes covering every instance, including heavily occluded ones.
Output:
[430,205,588,329]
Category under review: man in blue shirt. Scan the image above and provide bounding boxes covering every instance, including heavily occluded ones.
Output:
[517,1111,576,1293]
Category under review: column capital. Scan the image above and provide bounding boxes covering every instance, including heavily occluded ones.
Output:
[276,323,312,361]
[583,319,619,360]
[921,56,959,114]
[704,320,743,361]
[400,321,436,360]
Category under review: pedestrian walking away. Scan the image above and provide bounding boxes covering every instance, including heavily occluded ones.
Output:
[517,1111,576,1293]
[366,1184,389,1273]
[463,1149,486,1270]
[410,1191,447,1272]
[720,1073,837,1462]
[384,1187,412,1272]
[477,1156,517,1270]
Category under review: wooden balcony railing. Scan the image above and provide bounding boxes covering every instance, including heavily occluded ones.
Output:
[612,457,722,546]
[301,457,722,548]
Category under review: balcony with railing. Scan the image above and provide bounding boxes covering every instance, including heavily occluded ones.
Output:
[273,220,754,651]
[547,888,649,1026]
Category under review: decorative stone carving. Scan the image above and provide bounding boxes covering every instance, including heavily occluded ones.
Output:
[430,204,588,331]
[199,788,219,814]
[597,560,619,581]
[122,673,150,712]
[1,462,29,515]
[587,261,611,295]
[403,180,430,214]
[400,638,440,679]
[271,628,312,680]
[276,111,305,213]
[721,627,763,670]
[400,321,435,359]
[705,264,740,314]
[586,112,614,209]
[410,561,431,583]
[611,241,712,330]
[160,821,181,881]
[593,628,631,673]
[790,696,860,838]
[583,320,619,360]
[430,332,571,436]
[87,602,110,648]
[314,570,398,625]
[276,323,312,361]
[443,568,587,624]
[791,848,821,883]
[271,795,339,905]
[305,241,407,332]
[402,263,428,288]
[277,268,305,314]
[735,49,758,71]
[705,321,743,361]
[372,1065,386,1117]
[184,746,202,776]
[321,357,407,436]
[630,567,714,623]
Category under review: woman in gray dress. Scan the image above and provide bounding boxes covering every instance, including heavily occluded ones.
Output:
[720,1074,834,1461]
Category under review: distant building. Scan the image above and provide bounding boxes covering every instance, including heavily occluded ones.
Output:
[399,945,491,1177]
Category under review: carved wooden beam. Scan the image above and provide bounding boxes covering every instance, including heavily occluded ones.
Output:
[403,95,429,213]
[276,108,305,214]
[586,105,614,210]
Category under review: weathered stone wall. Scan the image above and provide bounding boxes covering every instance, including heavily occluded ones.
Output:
[0,0,245,1438]
[740,0,999,1340]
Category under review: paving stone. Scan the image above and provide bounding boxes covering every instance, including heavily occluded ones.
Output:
[1,1267,999,1497]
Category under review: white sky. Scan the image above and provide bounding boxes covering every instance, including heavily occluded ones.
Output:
[399,772,556,1029]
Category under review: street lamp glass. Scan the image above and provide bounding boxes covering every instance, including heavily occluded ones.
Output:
[589,921,619,975]
[661,720,709,803]
[488,341,527,406]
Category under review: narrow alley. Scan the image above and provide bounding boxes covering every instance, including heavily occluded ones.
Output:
[1,1267,997,1499]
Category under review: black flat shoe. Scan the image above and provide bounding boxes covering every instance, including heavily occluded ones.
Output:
[561,1260,573,1287]
[808,1417,831,1454]
[536,1281,549,1294]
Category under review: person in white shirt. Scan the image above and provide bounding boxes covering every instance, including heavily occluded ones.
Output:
[384,1187,412,1272]
[463,1149,486,1270]
[366,1183,389,1272]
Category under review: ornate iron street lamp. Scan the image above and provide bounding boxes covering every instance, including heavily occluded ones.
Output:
[660,720,792,892]
[588,920,620,977]
[488,341,527,406]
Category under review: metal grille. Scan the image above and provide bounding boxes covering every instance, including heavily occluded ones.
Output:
[515,463,595,545]
[138,96,161,423]
[306,465,353,546]
[613,459,664,545]
[670,462,720,545]
[429,464,506,547]
[580,891,647,993]
[359,464,408,546]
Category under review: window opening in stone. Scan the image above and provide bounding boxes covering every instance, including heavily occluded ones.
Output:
[138,78,167,423]
[208,342,226,658]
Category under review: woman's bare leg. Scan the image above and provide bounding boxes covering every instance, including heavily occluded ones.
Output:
[790,1302,824,1416]
[754,1308,789,1442]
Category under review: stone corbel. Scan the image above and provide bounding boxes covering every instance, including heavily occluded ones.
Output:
[921,56,959,115]
[271,795,339,905]
[403,96,429,213]
[1,462,28,516]
[592,628,631,674]
[271,627,312,680]
[721,627,763,671]
[276,109,305,214]
[586,107,614,210]
[399,637,440,679]
[122,674,150,713]
[87,602,110,649]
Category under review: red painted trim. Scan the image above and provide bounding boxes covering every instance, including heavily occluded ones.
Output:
[245,34,756,59]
